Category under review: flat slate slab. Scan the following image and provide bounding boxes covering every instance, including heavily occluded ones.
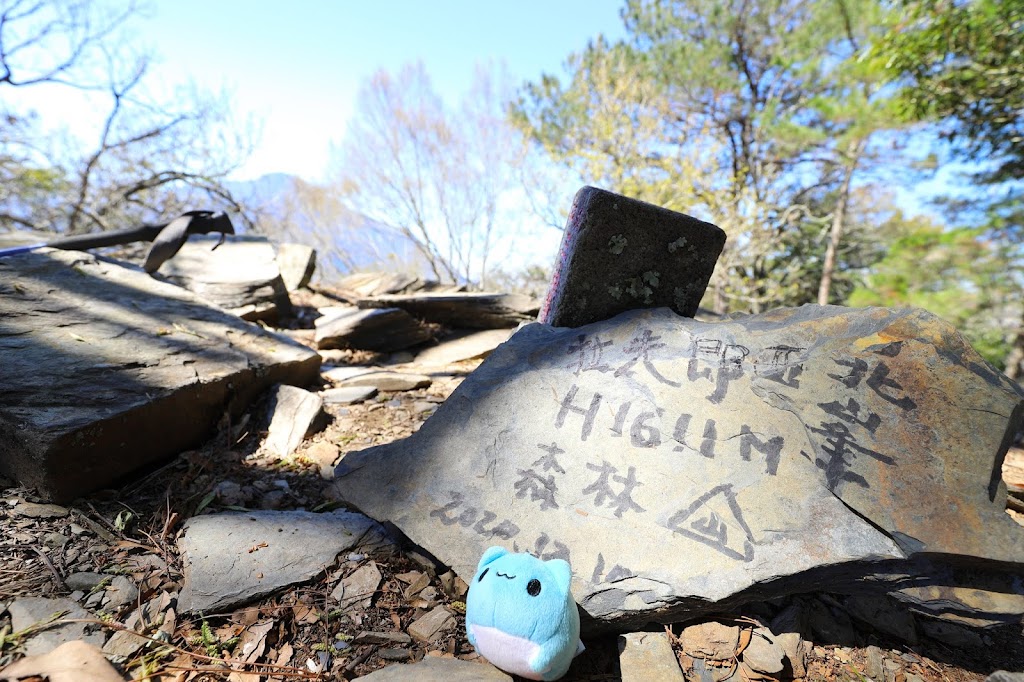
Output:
[155,234,292,321]
[359,292,538,329]
[177,510,394,614]
[414,329,514,366]
[323,367,432,391]
[8,597,106,656]
[333,305,1024,631]
[316,306,433,352]
[0,249,320,502]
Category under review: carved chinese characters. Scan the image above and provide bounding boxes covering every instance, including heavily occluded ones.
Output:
[332,306,1024,629]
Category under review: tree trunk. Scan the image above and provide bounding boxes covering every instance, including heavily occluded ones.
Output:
[817,139,865,306]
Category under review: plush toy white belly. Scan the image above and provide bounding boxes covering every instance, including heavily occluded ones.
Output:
[468,623,544,680]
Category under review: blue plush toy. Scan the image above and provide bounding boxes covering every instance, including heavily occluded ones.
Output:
[465,546,584,681]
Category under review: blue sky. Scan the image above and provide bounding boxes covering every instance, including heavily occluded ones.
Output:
[128,0,627,181]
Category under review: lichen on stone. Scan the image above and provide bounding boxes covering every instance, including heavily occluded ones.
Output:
[642,271,660,287]
[624,276,654,304]
[668,237,687,253]
[607,285,622,299]
[608,234,627,255]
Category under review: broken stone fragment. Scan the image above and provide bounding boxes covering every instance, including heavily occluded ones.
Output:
[322,386,378,405]
[12,502,69,519]
[618,631,684,682]
[177,509,393,614]
[7,597,106,656]
[681,622,740,661]
[407,606,456,644]
[740,627,785,675]
[331,562,383,609]
[264,384,326,457]
[315,306,433,352]
[155,234,292,322]
[323,366,432,392]
[0,640,125,682]
[276,242,317,291]
[360,292,538,329]
[415,329,514,366]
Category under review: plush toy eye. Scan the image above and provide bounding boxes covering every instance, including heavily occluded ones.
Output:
[527,579,541,596]
[478,568,489,582]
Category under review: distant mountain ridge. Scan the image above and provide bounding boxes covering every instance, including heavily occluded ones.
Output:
[226,174,431,281]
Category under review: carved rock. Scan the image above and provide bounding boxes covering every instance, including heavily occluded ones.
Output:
[332,306,1024,631]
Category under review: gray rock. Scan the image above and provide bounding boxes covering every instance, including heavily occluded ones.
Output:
[321,386,378,405]
[681,622,739,662]
[408,606,455,644]
[843,594,918,644]
[891,579,1024,627]
[988,672,1024,682]
[264,384,325,457]
[741,628,785,674]
[12,502,69,519]
[331,562,382,609]
[315,306,432,352]
[774,632,809,679]
[353,655,512,681]
[919,619,984,648]
[102,629,148,660]
[337,272,425,298]
[156,234,291,321]
[103,575,140,610]
[770,603,806,638]
[8,597,105,656]
[212,480,245,505]
[332,306,1024,630]
[414,329,514,366]
[361,292,538,329]
[618,631,684,682]
[176,509,393,614]
[378,648,412,661]
[538,186,725,328]
[324,366,431,392]
[0,249,320,503]
[864,645,885,681]
[276,242,316,291]
[806,598,859,646]
[688,658,718,682]
[883,657,903,682]
[0,640,125,682]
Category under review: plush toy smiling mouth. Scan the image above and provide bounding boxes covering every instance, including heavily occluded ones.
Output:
[496,571,516,579]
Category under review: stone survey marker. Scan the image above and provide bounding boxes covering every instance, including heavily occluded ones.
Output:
[334,305,1024,628]
[539,186,726,327]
